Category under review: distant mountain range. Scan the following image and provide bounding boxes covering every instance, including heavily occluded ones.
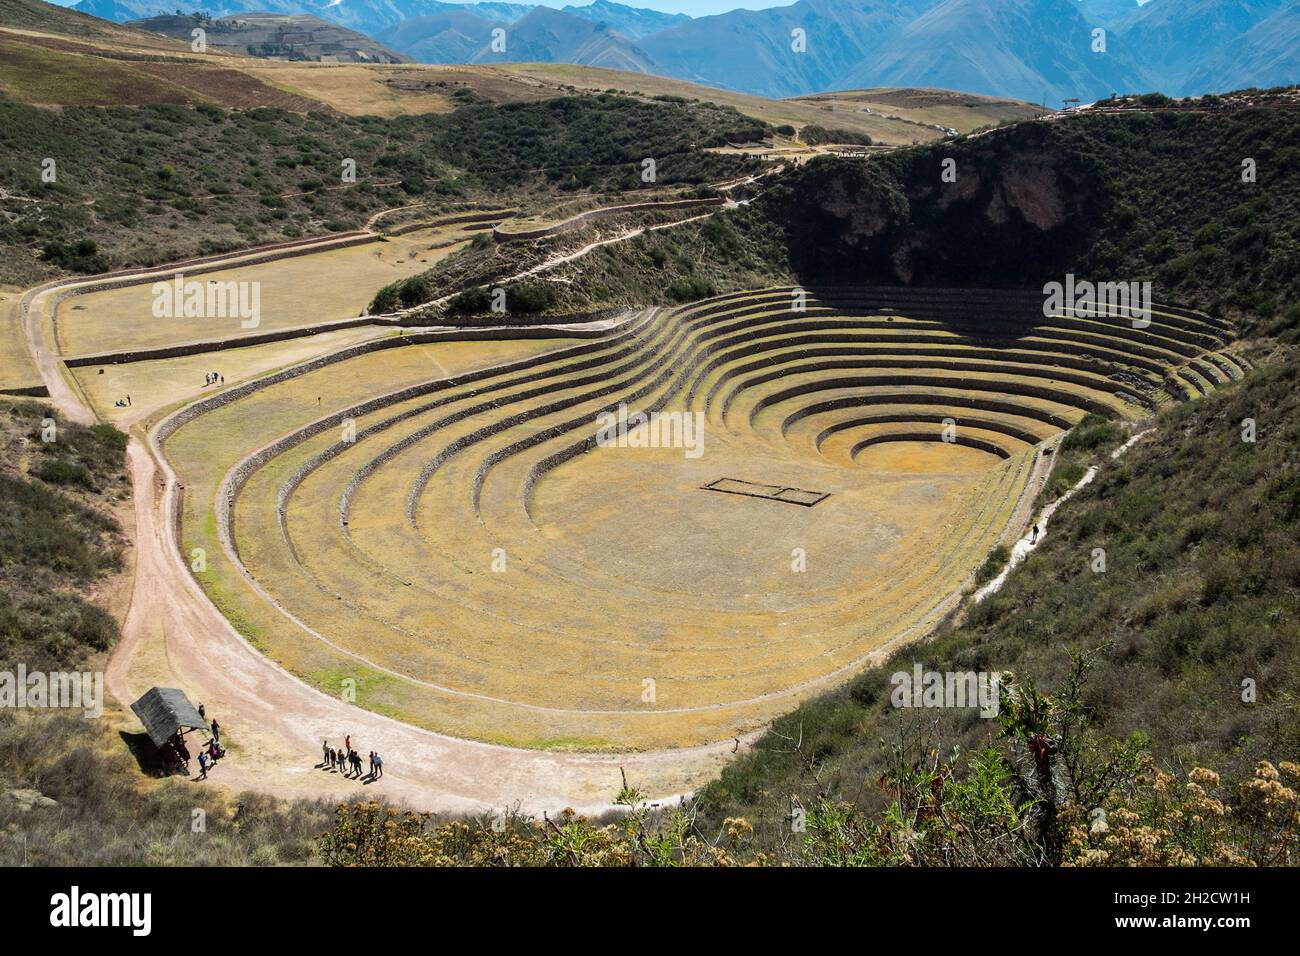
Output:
[72,0,1300,102]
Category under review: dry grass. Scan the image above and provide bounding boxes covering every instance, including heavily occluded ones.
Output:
[793,88,1046,134]
[0,32,193,106]
[155,296,1070,750]
[52,223,478,357]
[72,325,395,425]
[0,288,42,392]
[241,62,459,117]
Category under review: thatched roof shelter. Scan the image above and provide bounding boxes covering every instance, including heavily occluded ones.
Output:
[130,687,208,747]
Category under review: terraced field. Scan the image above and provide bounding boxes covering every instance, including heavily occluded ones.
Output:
[47,218,496,359]
[156,285,1246,751]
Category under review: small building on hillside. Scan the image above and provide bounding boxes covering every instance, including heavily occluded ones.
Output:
[130,686,208,749]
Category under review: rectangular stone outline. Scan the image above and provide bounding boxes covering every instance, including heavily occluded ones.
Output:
[701,477,831,508]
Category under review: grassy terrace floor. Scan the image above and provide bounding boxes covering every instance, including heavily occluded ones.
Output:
[151,287,1241,751]
[49,222,482,357]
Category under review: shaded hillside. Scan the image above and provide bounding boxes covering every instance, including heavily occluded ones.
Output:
[1075,0,1140,27]
[755,103,1300,331]
[563,0,686,39]
[1185,2,1300,94]
[640,0,930,100]
[1120,0,1289,96]
[376,9,496,63]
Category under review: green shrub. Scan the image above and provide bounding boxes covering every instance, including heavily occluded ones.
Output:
[505,281,556,314]
[799,125,873,146]
[974,544,1011,586]
[446,286,492,316]
[33,458,94,490]
[666,276,715,302]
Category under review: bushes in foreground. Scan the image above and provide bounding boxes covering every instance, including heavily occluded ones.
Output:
[317,663,1300,866]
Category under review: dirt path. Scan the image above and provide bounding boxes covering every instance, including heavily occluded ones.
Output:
[972,430,1151,604]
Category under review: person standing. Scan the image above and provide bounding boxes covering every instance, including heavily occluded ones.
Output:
[373,752,383,778]
[211,718,220,744]
[322,739,330,766]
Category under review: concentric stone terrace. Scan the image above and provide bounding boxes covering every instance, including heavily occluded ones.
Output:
[160,286,1245,750]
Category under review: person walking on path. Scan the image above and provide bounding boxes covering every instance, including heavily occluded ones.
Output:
[351,750,363,778]
[1031,524,1040,544]
[322,740,330,766]
[211,718,220,744]
[367,751,375,777]
[197,751,209,780]
[373,752,383,779]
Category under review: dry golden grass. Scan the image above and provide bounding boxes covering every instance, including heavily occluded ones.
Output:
[793,88,1047,134]
[241,62,459,117]
[53,223,476,357]
[0,287,42,392]
[73,325,395,425]
[158,295,1095,750]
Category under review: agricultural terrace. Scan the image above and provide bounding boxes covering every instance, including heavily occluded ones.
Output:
[48,218,496,358]
[148,284,1243,751]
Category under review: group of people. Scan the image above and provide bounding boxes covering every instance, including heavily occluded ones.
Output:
[321,735,384,782]
[194,706,224,780]
[196,734,225,779]
[204,371,224,386]
[163,706,225,780]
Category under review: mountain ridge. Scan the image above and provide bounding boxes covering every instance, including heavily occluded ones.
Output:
[62,0,1300,101]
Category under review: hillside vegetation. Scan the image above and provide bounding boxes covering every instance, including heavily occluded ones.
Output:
[0,400,127,675]
[403,99,1300,327]
[0,90,763,285]
[693,346,1300,860]
[0,399,336,866]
